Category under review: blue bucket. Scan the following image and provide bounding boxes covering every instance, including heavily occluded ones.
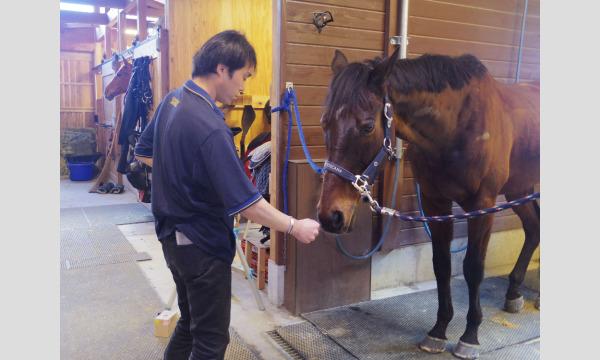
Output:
[65,153,101,181]
[67,161,96,181]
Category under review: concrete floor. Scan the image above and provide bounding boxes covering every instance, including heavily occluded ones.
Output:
[61,179,301,359]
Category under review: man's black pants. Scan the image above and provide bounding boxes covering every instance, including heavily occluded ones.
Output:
[161,237,231,360]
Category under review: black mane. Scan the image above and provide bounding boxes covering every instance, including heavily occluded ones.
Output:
[389,54,488,94]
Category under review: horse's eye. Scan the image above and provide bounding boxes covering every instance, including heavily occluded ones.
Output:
[360,123,375,135]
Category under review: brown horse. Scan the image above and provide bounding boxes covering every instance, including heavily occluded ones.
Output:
[104,56,133,100]
[317,48,539,359]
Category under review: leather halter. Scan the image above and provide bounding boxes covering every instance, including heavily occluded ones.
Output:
[323,95,397,212]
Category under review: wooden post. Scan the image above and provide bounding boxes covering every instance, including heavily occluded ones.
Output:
[137,0,148,41]
[104,22,113,58]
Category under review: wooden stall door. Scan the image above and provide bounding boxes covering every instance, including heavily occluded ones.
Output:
[284,161,373,315]
[60,51,95,131]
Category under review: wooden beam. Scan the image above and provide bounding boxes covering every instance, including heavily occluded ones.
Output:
[118,10,128,51]
[60,10,109,25]
[137,0,148,41]
[64,0,128,8]
[104,23,113,57]
[146,0,163,10]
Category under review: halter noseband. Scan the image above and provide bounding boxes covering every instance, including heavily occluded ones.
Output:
[323,95,397,213]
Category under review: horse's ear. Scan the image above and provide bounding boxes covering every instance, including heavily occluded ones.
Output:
[368,47,400,92]
[331,49,348,74]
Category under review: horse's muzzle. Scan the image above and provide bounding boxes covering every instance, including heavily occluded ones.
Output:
[318,209,346,234]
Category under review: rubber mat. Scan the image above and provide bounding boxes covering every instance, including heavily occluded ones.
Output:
[60,225,140,262]
[62,251,152,270]
[274,276,539,359]
[303,276,539,359]
[61,203,154,230]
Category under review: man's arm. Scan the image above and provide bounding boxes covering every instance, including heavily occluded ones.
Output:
[241,198,319,244]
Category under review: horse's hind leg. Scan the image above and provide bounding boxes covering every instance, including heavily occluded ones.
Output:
[416,195,454,354]
[504,191,540,313]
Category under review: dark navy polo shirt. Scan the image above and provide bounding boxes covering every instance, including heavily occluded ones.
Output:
[135,80,262,263]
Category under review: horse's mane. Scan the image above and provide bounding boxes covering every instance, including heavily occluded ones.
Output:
[389,54,488,95]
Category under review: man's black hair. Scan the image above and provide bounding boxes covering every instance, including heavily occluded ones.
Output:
[191,30,257,78]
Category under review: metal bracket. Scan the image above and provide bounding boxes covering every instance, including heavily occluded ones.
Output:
[390,35,409,46]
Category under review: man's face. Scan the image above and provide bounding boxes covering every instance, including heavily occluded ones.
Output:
[215,63,254,105]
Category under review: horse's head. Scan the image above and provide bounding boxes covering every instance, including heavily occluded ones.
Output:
[317,50,393,234]
[105,58,133,101]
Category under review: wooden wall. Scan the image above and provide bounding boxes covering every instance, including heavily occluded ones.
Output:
[407,0,540,83]
[167,0,273,151]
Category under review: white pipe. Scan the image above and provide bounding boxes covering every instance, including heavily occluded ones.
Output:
[515,0,529,82]
[400,0,409,59]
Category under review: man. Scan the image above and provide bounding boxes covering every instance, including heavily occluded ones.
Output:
[134,30,320,360]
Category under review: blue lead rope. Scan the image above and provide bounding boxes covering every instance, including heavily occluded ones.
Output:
[272,87,323,214]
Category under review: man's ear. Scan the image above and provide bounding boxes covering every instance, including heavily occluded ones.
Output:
[331,49,348,75]
[216,63,228,77]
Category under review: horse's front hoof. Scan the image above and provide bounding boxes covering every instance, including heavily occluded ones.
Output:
[504,295,524,313]
[419,335,447,353]
[452,340,480,359]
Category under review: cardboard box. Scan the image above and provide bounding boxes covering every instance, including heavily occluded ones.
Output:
[154,310,180,338]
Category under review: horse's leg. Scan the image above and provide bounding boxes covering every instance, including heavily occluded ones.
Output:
[453,195,496,359]
[504,190,540,313]
[417,195,454,354]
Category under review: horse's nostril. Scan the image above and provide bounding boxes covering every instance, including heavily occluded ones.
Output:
[331,210,344,231]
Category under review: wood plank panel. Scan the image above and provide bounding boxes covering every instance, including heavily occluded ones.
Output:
[290,105,325,126]
[409,16,539,49]
[290,126,324,146]
[442,0,540,15]
[294,85,329,106]
[411,0,539,31]
[409,35,540,64]
[289,145,327,160]
[296,0,386,12]
[286,64,332,86]
[287,22,384,51]
[286,43,381,66]
[287,1,385,31]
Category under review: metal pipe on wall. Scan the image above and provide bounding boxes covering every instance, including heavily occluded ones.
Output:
[399,0,409,59]
[515,0,529,82]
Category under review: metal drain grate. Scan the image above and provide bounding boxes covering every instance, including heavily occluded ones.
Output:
[273,322,357,360]
[266,330,305,360]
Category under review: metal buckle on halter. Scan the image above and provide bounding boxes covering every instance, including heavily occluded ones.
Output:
[352,175,370,193]
[383,138,397,160]
[352,175,381,212]
[384,102,393,128]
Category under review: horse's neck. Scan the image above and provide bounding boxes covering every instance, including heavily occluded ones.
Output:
[394,77,495,157]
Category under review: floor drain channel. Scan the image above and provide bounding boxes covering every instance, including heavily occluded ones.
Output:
[266,330,304,360]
